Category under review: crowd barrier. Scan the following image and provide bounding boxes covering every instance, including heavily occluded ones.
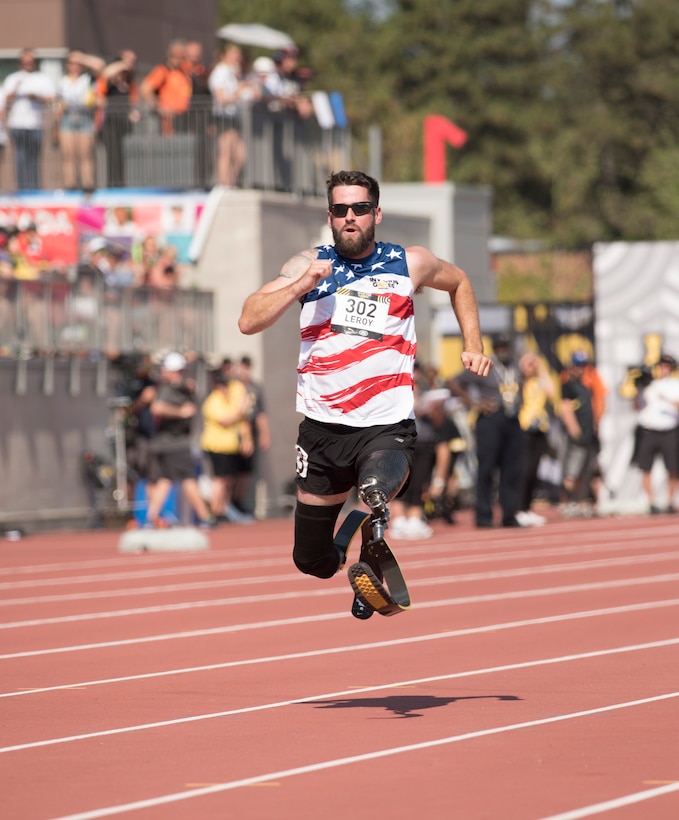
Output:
[0,278,214,359]
[0,98,350,196]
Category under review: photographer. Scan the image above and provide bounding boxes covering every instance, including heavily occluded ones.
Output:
[145,352,216,528]
[113,353,157,520]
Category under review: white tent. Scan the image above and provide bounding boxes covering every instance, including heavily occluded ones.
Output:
[216,23,296,51]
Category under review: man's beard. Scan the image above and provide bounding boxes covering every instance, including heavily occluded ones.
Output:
[332,222,375,258]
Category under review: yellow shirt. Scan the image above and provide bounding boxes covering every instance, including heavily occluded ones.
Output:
[519,376,550,433]
[200,381,247,454]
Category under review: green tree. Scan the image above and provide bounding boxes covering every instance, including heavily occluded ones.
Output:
[216,0,679,247]
[530,0,679,244]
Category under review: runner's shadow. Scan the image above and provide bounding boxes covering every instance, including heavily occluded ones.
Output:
[302,694,521,719]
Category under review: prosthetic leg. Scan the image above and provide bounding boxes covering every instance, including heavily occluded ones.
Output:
[336,450,412,620]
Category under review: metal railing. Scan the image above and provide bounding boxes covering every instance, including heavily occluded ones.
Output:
[0,98,350,195]
[0,278,214,358]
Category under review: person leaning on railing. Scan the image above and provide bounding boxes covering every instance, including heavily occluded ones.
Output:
[94,50,140,189]
[208,43,263,188]
[140,39,192,136]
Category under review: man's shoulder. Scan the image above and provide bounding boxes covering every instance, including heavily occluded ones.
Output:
[3,70,21,86]
[143,64,169,86]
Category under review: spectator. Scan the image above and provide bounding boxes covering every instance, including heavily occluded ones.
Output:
[580,354,608,503]
[0,233,16,352]
[141,242,181,289]
[423,392,466,525]
[231,355,272,520]
[132,234,161,284]
[450,332,524,528]
[55,50,104,193]
[95,50,140,188]
[390,388,456,539]
[140,40,192,136]
[266,47,313,118]
[262,47,314,192]
[208,44,260,187]
[3,49,55,190]
[200,370,252,520]
[516,352,555,527]
[146,352,216,528]
[252,56,277,101]
[559,350,597,516]
[63,268,98,346]
[0,87,8,188]
[79,236,134,357]
[113,353,157,524]
[634,353,679,514]
[183,40,210,97]
[183,39,212,187]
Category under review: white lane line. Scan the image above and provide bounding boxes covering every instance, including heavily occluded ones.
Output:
[0,572,304,609]
[3,527,677,589]
[2,592,679,661]
[0,556,291,591]
[1,615,678,701]
[45,691,679,820]
[3,642,679,754]
[2,573,679,638]
[4,549,679,609]
[0,543,288,578]
[538,781,679,819]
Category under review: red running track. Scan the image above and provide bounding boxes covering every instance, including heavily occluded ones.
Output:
[1,508,679,820]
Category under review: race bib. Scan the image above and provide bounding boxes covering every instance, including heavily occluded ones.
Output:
[330,288,391,340]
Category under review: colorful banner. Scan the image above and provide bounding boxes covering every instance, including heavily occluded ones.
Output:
[0,192,205,281]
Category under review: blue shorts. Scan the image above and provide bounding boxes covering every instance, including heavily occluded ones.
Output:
[59,111,95,133]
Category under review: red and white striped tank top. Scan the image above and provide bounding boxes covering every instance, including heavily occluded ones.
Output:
[296,242,417,426]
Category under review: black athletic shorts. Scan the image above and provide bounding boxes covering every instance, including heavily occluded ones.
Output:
[295,417,417,496]
[147,448,196,484]
[205,451,241,478]
[635,426,679,474]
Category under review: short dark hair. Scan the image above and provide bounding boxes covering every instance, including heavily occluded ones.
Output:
[327,171,380,208]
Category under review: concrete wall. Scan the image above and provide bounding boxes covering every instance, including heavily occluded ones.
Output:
[380,182,495,303]
[0,357,111,531]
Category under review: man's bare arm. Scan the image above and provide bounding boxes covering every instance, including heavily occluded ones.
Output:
[406,246,492,376]
[238,249,332,335]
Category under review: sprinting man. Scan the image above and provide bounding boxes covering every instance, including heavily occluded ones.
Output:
[239,170,492,617]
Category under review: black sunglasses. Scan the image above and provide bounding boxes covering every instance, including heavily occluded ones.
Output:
[328,201,376,218]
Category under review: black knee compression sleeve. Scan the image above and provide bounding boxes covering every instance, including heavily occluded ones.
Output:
[358,449,410,511]
[293,501,345,579]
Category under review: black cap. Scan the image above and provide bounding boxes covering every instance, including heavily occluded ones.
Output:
[659,353,677,367]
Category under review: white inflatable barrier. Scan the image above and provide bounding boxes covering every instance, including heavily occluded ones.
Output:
[118,527,210,554]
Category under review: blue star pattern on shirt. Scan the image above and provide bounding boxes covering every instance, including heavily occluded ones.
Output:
[304,242,409,303]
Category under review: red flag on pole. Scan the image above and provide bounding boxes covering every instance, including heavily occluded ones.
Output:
[424,115,468,183]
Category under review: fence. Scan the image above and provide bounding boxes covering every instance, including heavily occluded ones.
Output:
[0,278,214,359]
[0,98,350,196]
